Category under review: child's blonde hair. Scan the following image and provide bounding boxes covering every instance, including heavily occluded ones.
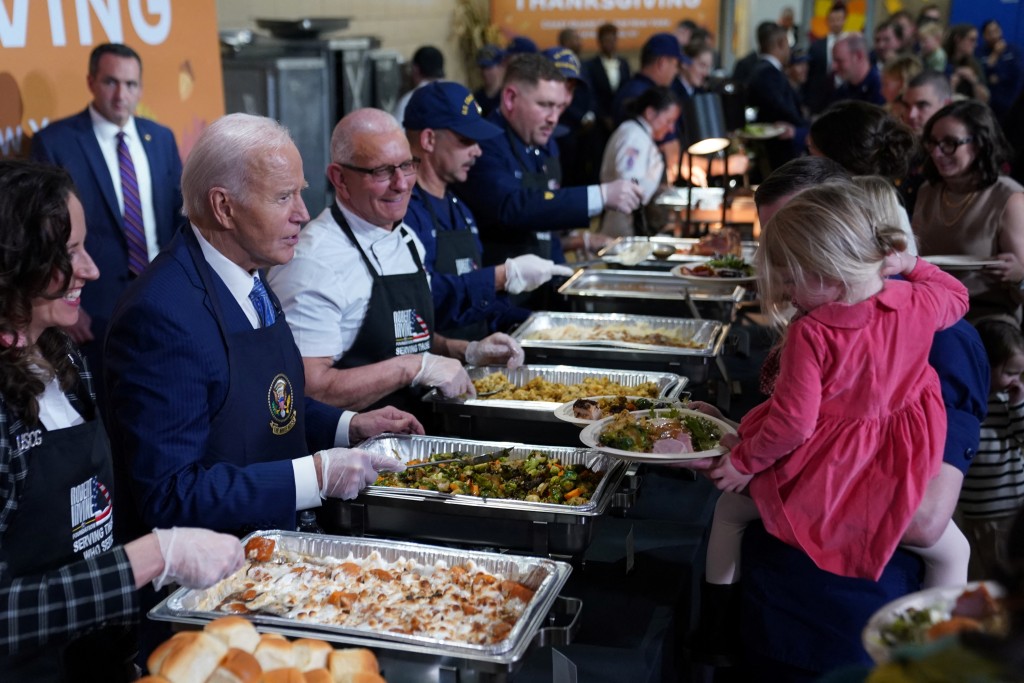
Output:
[756,182,908,328]
[853,175,918,256]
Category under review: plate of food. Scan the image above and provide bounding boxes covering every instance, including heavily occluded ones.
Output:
[862,581,1009,663]
[671,255,757,283]
[554,395,688,426]
[579,408,735,462]
[739,122,786,140]
[923,255,1003,270]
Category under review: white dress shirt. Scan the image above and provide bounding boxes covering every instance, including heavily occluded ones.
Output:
[89,106,159,260]
[37,376,85,431]
[192,225,353,510]
[268,200,429,363]
[601,56,622,91]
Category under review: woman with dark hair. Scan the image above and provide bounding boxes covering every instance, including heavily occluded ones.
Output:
[598,86,680,236]
[912,100,1024,323]
[807,100,917,181]
[0,159,243,681]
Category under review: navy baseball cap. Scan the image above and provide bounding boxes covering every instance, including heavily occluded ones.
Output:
[476,44,504,68]
[789,48,810,65]
[643,32,690,64]
[542,47,584,84]
[506,36,538,55]
[403,81,502,141]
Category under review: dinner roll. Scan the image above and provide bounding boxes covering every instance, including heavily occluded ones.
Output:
[149,631,228,683]
[327,648,379,680]
[205,616,261,653]
[260,668,305,683]
[337,674,386,683]
[302,670,333,683]
[253,634,295,671]
[291,638,333,671]
[206,648,261,683]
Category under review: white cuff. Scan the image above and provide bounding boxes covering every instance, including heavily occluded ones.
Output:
[292,455,323,510]
[334,410,355,447]
[586,185,603,217]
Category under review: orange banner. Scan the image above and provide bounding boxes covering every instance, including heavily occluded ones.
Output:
[0,0,224,160]
[490,0,720,53]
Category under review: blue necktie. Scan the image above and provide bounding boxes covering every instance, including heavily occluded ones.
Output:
[116,131,149,275]
[248,276,276,328]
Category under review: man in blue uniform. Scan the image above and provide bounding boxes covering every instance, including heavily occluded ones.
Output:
[402,81,572,339]
[831,32,885,106]
[104,114,422,538]
[454,54,642,269]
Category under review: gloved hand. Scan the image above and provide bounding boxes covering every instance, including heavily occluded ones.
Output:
[504,254,575,294]
[600,179,644,214]
[152,527,245,590]
[411,353,476,398]
[316,447,406,500]
[465,332,525,369]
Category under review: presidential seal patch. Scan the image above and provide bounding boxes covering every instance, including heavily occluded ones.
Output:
[267,373,296,435]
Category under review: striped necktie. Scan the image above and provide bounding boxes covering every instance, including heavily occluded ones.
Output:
[116,131,149,276]
[249,276,276,328]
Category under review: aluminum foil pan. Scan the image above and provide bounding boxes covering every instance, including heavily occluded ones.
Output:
[512,312,724,357]
[358,434,624,516]
[423,364,686,415]
[150,531,572,665]
[598,236,758,265]
[559,269,745,304]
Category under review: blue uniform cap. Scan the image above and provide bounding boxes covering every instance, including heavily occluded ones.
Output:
[403,81,503,141]
[789,48,810,64]
[542,47,584,84]
[506,36,538,55]
[476,44,505,68]
[644,32,691,65]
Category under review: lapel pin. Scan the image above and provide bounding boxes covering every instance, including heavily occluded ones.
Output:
[144,133,152,142]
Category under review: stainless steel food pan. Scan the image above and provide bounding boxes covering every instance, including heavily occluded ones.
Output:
[597,236,758,268]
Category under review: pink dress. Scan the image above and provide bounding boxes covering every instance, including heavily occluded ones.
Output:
[732,259,969,580]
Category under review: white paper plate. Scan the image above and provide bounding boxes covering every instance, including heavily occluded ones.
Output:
[670,263,758,284]
[553,396,686,427]
[739,123,786,140]
[861,581,1005,664]
[924,255,1002,270]
[579,409,735,462]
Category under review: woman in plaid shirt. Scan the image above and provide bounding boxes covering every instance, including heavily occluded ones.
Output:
[0,160,244,681]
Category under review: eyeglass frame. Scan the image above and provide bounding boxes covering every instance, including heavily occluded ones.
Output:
[339,157,421,182]
[922,135,974,156]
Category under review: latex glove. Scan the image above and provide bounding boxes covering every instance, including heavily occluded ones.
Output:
[504,254,574,294]
[600,179,644,214]
[411,353,476,398]
[465,332,525,369]
[349,406,425,442]
[153,527,245,590]
[316,447,405,500]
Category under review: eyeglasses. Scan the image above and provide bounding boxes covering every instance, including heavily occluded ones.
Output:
[923,136,974,155]
[340,157,420,182]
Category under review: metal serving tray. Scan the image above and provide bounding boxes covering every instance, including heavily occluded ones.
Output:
[320,435,627,556]
[558,269,744,319]
[598,236,759,268]
[422,364,686,445]
[511,312,728,380]
[150,531,577,677]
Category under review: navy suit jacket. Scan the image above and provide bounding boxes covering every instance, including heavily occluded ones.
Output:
[583,55,630,127]
[804,37,834,114]
[30,109,184,337]
[104,226,343,534]
[747,59,808,170]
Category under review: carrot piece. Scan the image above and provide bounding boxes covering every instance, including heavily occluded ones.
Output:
[564,488,582,500]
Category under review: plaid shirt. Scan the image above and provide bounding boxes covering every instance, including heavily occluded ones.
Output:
[0,351,138,655]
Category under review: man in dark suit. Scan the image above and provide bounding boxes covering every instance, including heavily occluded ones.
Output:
[746,24,809,172]
[804,1,847,113]
[104,113,422,538]
[584,23,630,140]
[733,21,777,84]
[30,44,184,397]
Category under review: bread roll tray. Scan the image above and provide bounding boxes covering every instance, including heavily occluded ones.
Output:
[422,364,686,445]
[319,434,629,556]
[149,531,579,678]
[509,312,728,380]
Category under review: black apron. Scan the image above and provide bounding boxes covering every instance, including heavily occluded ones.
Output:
[482,127,563,265]
[185,227,310,533]
[0,392,135,682]
[416,185,489,341]
[330,204,436,416]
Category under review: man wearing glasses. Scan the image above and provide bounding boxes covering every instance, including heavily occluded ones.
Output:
[268,108,524,419]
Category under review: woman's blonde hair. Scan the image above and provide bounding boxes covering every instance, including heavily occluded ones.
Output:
[756,182,908,329]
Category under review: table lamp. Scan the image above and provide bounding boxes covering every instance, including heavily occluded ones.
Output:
[684,92,731,233]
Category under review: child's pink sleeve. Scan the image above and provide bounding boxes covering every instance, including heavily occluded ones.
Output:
[904,257,969,330]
